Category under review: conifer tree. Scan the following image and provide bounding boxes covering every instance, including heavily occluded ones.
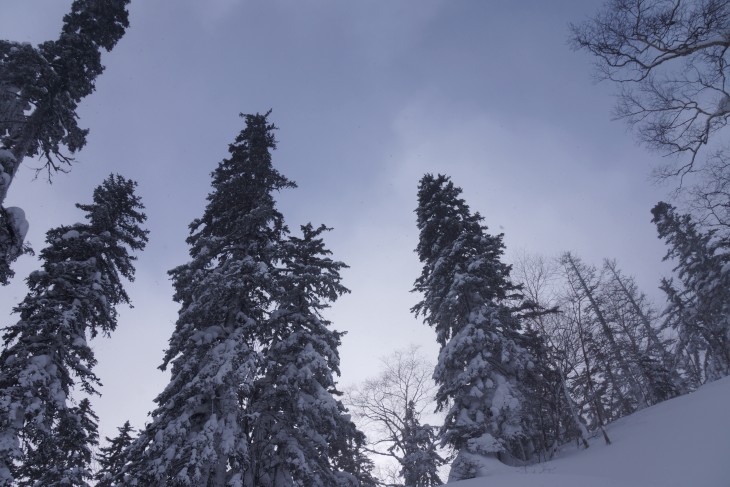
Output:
[120,113,294,486]
[18,398,99,487]
[244,223,360,486]
[652,202,730,382]
[0,174,147,486]
[412,174,536,478]
[121,113,369,486]
[400,401,444,487]
[95,420,134,487]
[330,429,378,487]
[0,0,131,283]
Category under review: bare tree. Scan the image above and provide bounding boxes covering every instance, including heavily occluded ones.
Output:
[345,346,446,487]
[512,252,591,453]
[571,0,730,225]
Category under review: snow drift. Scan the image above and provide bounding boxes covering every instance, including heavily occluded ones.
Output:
[450,375,730,487]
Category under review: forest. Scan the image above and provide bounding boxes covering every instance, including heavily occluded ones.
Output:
[0,1,729,486]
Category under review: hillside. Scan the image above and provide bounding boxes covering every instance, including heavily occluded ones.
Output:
[451,376,730,487]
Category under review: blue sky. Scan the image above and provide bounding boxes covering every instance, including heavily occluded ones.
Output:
[0,0,674,440]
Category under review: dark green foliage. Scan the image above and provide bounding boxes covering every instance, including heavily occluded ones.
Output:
[0,175,147,486]
[400,401,445,487]
[0,0,130,175]
[18,399,99,487]
[412,174,538,471]
[120,113,367,487]
[95,420,134,487]
[0,0,130,285]
[652,201,730,382]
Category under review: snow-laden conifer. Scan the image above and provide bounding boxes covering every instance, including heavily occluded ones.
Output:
[121,113,370,487]
[411,174,534,478]
[120,113,295,486]
[0,174,147,486]
[400,401,444,487]
[244,223,359,486]
[0,0,131,283]
[18,398,99,487]
[652,202,730,382]
[95,420,134,487]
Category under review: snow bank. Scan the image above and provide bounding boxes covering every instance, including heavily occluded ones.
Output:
[450,376,730,487]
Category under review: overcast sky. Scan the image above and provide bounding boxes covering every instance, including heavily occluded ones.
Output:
[0,0,675,441]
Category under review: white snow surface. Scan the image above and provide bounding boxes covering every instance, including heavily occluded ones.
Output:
[450,376,730,487]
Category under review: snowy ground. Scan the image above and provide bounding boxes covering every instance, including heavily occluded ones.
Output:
[450,376,730,487]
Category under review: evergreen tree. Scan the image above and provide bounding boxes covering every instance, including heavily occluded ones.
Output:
[18,398,99,487]
[119,113,295,486]
[0,174,147,486]
[652,202,730,382]
[121,113,369,486]
[244,224,360,487]
[400,401,444,487]
[412,174,536,477]
[95,420,134,487]
[330,428,378,487]
[0,0,130,283]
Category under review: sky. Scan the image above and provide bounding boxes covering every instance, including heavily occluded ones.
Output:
[0,0,676,442]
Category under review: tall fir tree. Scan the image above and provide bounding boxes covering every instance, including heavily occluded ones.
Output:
[652,202,730,382]
[18,398,99,487]
[0,0,131,283]
[95,420,135,487]
[412,174,537,479]
[244,223,360,487]
[400,401,444,487]
[0,174,148,486]
[121,113,368,486]
[120,112,294,486]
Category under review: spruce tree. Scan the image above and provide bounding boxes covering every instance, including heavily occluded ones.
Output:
[412,174,535,478]
[244,223,360,486]
[0,0,131,283]
[121,114,369,486]
[120,113,296,486]
[95,420,134,487]
[0,174,147,486]
[18,398,99,487]
[400,401,444,487]
[652,202,730,382]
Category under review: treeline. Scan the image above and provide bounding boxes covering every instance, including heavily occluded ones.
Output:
[400,174,730,483]
[1,1,729,486]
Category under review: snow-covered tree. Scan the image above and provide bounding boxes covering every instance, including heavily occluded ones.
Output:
[95,420,134,487]
[121,113,370,487]
[244,223,360,486]
[346,346,444,487]
[18,398,99,487]
[120,112,294,486]
[400,401,444,487]
[652,201,730,382]
[0,0,130,283]
[0,174,148,486]
[411,174,536,478]
[329,428,378,487]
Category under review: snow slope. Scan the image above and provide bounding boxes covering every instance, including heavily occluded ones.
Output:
[451,376,730,487]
